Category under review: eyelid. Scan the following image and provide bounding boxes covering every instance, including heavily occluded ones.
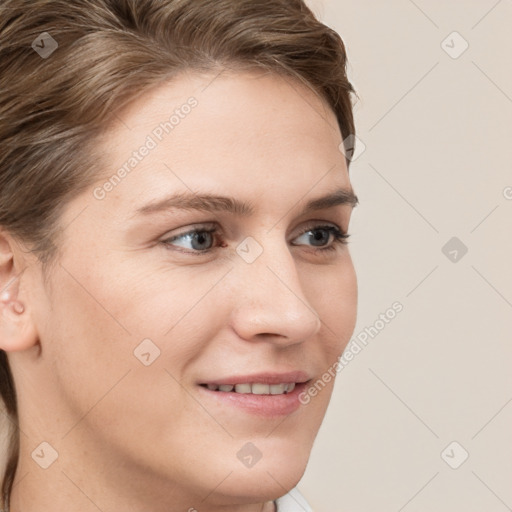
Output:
[294,219,345,235]
[161,222,217,240]
[161,220,345,242]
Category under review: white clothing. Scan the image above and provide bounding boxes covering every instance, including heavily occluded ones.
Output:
[274,487,313,512]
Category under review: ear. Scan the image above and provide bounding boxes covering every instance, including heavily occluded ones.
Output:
[0,230,38,352]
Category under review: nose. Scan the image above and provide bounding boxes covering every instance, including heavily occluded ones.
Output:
[229,237,322,347]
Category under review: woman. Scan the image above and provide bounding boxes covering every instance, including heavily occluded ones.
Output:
[0,1,359,510]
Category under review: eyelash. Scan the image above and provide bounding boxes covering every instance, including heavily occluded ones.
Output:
[161,223,350,256]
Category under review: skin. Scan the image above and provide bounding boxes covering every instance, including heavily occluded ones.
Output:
[1,70,358,512]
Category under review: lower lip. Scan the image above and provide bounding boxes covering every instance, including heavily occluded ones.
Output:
[197,382,308,417]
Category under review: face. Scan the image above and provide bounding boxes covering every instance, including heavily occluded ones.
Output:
[14,70,358,508]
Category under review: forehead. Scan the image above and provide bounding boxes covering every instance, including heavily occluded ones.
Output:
[105,69,342,156]
[92,70,350,214]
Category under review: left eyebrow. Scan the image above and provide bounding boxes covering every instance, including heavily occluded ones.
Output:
[134,188,359,217]
[303,188,359,213]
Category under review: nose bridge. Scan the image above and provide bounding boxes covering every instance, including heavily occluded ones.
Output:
[229,234,322,343]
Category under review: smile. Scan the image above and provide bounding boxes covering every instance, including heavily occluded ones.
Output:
[200,382,296,395]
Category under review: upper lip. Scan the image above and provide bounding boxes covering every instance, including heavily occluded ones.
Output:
[199,371,311,386]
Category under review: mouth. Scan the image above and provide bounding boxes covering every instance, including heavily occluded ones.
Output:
[199,382,297,395]
[197,371,311,417]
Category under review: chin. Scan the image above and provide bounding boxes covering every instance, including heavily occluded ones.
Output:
[214,463,307,506]
[216,437,311,502]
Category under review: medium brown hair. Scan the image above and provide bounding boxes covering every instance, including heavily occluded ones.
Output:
[0,0,356,507]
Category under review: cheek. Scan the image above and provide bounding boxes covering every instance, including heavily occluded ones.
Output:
[37,273,134,414]
[84,251,224,339]
[36,258,146,399]
[40,259,217,397]
[307,256,358,354]
[37,267,201,458]
[335,261,358,344]
[295,258,357,411]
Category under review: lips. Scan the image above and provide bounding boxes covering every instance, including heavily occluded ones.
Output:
[199,370,310,387]
[201,382,296,395]
[197,371,311,416]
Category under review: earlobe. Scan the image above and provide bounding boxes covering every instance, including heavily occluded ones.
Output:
[0,232,39,352]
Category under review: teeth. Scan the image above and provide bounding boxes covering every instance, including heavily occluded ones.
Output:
[252,383,270,395]
[204,383,296,395]
[270,384,286,395]
[234,383,252,393]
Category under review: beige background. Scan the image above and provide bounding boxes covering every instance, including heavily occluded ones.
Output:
[1,1,511,511]
[299,0,512,510]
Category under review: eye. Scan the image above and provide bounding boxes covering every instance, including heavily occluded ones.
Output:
[161,225,220,253]
[292,224,350,253]
[160,223,350,255]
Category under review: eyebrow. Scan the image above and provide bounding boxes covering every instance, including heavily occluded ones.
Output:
[135,188,359,217]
